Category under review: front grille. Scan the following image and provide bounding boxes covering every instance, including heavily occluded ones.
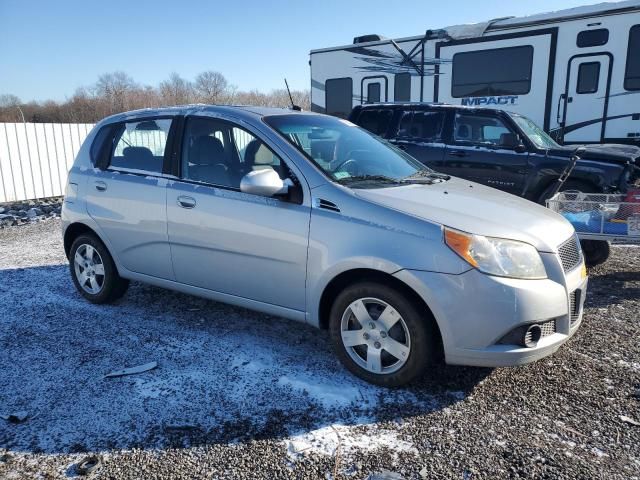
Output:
[569,290,582,325]
[540,319,557,337]
[558,235,582,273]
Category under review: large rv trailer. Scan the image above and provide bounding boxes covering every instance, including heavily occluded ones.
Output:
[310,1,640,145]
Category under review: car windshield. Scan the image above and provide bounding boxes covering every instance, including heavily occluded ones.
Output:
[264,114,431,187]
[510,113,559,149]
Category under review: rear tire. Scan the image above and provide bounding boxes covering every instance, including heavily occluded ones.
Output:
[329,281,439,387]
[539,180,611,267]
[69,234,129,304]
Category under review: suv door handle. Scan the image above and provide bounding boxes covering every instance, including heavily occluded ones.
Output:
[94,181,107,192]
[177,195,196,209]
[448,150,468,158]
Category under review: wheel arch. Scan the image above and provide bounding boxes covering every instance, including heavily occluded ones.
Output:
[317,268,444,358]
[64,222,107,259]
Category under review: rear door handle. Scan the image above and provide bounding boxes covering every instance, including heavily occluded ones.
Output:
[177,195,196,209]
[94,181,107,192]
[448,150,468,158]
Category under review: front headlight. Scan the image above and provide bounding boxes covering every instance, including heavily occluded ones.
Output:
[444,227,547,279]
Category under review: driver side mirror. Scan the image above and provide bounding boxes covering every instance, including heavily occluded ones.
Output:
[240,168,289,197]
[500,132,527,153]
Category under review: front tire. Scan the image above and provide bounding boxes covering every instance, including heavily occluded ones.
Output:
[69,234,129,304]
[581,239,611,267]
[329,282,439,387]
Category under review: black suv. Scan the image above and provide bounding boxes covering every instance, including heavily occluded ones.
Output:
[349,104,640,203]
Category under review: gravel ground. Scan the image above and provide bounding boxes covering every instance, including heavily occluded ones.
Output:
[0,219,638,480]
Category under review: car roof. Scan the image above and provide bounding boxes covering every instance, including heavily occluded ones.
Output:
[97,104,312,126]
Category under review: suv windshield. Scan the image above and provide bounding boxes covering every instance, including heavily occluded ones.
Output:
[264,114,431,187]
[509,113,559,150]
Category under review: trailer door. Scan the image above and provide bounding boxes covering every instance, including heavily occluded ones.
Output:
[561,54,611,143]
[361,77,388,104]
[436,31,555,130]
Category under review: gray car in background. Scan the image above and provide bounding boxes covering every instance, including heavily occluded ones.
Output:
[61,105,587,386]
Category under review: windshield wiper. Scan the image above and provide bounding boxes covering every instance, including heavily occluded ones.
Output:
[336,174,401,185]
[402,169,451,182]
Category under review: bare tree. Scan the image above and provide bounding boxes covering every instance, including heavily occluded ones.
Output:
[94,71,138,113]
[0,94,21,108]
[194,71,230,104]
[159,72,194,106]
[0,71,310,123]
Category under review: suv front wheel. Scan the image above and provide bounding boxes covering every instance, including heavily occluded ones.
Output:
[329,281,439,387]
[69,234,129,304]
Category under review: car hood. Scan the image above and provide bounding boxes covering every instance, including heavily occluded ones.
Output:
[548,143,640,167]
[354,177,575,252]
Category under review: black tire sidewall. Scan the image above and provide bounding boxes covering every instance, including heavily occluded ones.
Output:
[69,234,126,304]
[581,239,611,267]
[329,281,436,387]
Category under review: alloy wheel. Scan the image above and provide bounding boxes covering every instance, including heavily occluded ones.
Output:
[73,244,105,295]
[340,297,411,374]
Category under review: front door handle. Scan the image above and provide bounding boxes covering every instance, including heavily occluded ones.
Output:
[448,150,468,158]
[177,195,196,209]
[94,181,107,192]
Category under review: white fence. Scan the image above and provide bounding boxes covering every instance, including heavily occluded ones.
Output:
[0,122,94,203]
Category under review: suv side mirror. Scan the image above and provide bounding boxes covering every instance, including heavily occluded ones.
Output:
[514,143,527,154]
[240,169,289,197]
[500,132,527,153]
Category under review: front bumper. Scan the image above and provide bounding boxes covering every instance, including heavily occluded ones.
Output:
[394,252,587,368]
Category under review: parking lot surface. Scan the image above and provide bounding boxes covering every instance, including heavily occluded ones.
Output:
[1,219,639,479]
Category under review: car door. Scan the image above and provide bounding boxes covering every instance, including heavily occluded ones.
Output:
[166,115,311,312]
[389,109,446,168]
[85,117,174,280]
[443,111,528,195]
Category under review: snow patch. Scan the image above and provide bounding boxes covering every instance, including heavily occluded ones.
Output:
[277,375,376,409]
[284,424,417,461]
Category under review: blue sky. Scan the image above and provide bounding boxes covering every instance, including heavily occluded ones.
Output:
[1,0,591,102]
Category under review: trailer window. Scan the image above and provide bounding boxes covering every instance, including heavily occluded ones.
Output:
[394,73,411,101]
[367,83,381,103]
[451,46,533,98]
[577,29,609,48]
[325,78,353,119]
[577,62,600,94]
[625,25,640,91]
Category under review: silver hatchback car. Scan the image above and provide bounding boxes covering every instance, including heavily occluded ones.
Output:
[62,105,587,386]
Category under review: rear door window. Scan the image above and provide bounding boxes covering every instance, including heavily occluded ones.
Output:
[356,109,393,136]
[397,110,445,142]
[109,119,172,174]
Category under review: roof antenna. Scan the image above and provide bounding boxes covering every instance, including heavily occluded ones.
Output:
[284,78,302,111]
